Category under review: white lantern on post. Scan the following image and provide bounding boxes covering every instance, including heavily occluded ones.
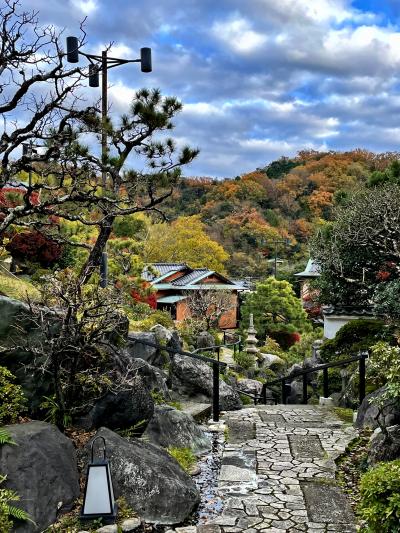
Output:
[81,436,117,522]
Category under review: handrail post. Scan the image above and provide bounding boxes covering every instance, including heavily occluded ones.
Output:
[262,383,267,405]
[323,368,329,398]
[302,374,308,404]
[213,362,220,422]
[359,352,367,405]
[281,379,287,404]
[217,346,220,362]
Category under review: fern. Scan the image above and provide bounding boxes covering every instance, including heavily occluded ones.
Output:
[0,429,15,446]
[7,504,35,524]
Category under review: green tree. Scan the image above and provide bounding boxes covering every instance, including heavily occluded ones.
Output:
[310,184,400,310]
[241,277,311,345]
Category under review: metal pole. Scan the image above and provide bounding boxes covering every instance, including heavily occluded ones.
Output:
[323,368,329,398]
[262,383,267,405]
[281,379,287,404]
[302,374,308,404]
[212,362,220,422]
[28,140,32,189]
[101,50,108,189]
[359,354,366,405]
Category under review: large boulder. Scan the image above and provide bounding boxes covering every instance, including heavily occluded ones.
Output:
[151,324,173,344]
[85,427,200,524]
[237,379,263,398]
[85,376,154,431]
[171,353,242,411]
[125,332,174,368]
[356,387,400,430]
[368,425,400,465]
[128,358,170,399]
[0,421,79,532]
[196,331,215,350]
[0,296,55,413]
[143,405,211,454]
[125,332,161,365]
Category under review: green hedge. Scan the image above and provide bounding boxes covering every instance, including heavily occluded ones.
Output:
[358,460,400,532]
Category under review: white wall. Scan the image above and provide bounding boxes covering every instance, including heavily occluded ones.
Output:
[323,315,364,339]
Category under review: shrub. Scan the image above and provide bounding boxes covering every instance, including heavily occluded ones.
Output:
[269,331,301,350]
[286,327,324,365]
[319,319,392,363]
[358,460,400,532]
[240,394,253,405]
[129,310,174,331]
[259,337,284,356]
[167,447,196,473]
[233,351,256,370]
[6,230,62,268]
[0,367,26,425]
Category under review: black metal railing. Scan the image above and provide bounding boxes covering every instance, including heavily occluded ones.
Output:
[130,338,227,422]
[259,351,368,406]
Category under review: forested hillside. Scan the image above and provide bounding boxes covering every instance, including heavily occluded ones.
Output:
[160,150,400,279]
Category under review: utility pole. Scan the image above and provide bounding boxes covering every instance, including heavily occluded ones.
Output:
[66,37,152,287]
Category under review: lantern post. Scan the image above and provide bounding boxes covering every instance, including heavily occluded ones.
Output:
[81,436,117,522]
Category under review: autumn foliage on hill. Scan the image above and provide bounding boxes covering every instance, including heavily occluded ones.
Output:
[161,150,400,278]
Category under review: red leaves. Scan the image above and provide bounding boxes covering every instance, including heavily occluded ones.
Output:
[6,230,62,267]
[130,288,157,309]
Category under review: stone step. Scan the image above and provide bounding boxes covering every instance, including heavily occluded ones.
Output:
[180,401,212,421]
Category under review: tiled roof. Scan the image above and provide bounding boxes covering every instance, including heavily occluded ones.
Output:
[172,269,211,286]
[142,263,188,282]
[322,304,375,316]
[294,259,321,278]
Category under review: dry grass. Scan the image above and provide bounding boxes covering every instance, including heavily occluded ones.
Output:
[0,273,41,302]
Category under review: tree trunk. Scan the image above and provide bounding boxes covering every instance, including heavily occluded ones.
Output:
[79,215,115,285]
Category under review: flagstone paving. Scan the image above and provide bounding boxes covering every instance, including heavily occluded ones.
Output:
[207,404,358,533]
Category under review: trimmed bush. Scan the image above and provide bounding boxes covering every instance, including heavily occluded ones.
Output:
[358,460,400,532]
[319,319,393,363]
[233,351,256,370]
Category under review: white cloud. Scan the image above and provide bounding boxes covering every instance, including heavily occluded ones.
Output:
[70,0,98,16]
[212,16,267,53]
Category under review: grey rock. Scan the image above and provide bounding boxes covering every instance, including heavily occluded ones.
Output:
[121,518,141,531]
[0,296,55,412]
[237,379,263,397]
[171,353,242,411]
[356,387,400,429]
[85,428,200,524]
[86,376,154,431]
[196,331,216,350]
[128,358,170,398]
[368,425,400,465]
[151,324,173,344]
[258,353,285,370]
[0,421,79,533]
[96,527,118,533]
[143,405,211,454]
[126,332,168,367]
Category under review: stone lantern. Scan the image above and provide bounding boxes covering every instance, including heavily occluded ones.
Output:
[246,313,259,358]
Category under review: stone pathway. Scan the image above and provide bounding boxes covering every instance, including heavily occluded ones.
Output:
[207,404,358,533]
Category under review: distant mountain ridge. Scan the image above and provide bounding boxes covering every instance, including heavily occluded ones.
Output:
[161,150,399,279]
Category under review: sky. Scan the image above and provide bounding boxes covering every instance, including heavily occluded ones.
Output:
[29,0,400,177]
